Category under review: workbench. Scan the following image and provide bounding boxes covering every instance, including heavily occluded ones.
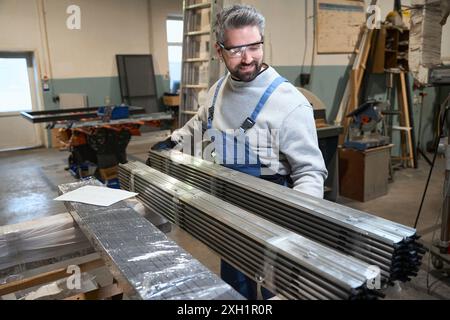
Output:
[339,144,393,202]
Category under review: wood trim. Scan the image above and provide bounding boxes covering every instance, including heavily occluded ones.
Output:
[64,283,122,300]
[0,259,104,296]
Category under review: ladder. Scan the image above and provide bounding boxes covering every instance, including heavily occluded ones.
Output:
[179,0,223,127]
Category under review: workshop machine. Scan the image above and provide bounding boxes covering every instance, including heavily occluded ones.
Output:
[344,100,391,151]
[22,105,173,187]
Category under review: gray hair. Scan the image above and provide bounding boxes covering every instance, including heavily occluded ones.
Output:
[215,4,265,45]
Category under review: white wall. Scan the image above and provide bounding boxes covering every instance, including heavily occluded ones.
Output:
[45,0,152,79]
[0,1,43,53]
[148,0,183,77]
[0,0,153,80]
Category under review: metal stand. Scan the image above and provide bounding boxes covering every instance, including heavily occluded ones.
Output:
[416,91,433,166]
[431,93,450,270]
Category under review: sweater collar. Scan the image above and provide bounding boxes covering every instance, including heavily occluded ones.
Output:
[228,64,275,90]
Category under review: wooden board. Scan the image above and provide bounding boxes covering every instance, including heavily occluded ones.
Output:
[0,258,104,296]
[316,0,366,53]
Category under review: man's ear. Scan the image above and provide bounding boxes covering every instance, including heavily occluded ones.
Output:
[214,43,223,61]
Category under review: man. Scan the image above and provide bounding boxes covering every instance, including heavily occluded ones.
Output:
[152,4,327,299]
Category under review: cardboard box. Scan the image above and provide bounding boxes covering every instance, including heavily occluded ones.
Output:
[98,166,118,181]
[163,94,180,107]
[50,129,61,148]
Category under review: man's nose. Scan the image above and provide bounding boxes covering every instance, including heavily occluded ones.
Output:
[241,49,253,64]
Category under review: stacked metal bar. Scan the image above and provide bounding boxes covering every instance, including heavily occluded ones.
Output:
[119,161,382,300]
[146,150,425,283]
[58,179,243,300]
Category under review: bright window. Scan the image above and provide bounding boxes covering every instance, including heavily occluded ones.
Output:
[0,58,33,112]
[166,18,183,93]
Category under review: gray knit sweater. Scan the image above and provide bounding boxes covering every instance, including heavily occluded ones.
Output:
[172,66,328,198]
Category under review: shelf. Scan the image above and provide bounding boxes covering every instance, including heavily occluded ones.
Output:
[185,30,210,36]
[184,58,210,63]
[185,3,211,10]
[181,110,198,115]
[183,84,209,89]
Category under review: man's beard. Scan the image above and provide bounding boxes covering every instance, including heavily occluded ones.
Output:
[228,60,263,82]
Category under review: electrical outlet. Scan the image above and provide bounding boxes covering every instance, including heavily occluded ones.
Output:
[300,73,311,87]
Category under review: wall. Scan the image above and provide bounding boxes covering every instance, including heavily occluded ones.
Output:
[0,0,184,110]
[42,0,152,108]
[0,0,184,146]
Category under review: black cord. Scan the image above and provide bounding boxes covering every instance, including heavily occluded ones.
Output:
[414,106,449,228]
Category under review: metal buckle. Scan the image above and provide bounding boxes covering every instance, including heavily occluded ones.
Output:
[239,117,255,133]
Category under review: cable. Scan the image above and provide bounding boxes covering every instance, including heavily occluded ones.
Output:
[301,0,308,75]
[414,104,449,229]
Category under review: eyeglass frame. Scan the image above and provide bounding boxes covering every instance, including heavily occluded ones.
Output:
[217,39,264,58]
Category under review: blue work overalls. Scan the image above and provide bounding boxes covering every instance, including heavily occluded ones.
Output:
[207,75,288,300]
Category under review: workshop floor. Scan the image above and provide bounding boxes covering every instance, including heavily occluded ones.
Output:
[0,131,449,300]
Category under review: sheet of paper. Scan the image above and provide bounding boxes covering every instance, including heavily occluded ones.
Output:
[54,185,138,207]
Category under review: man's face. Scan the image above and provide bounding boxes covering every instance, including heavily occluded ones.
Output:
[216,26,264,82]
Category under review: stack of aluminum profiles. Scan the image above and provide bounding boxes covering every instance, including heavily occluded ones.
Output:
[58,179,243,300]
[119,161,382,300]
[146,150,425,283]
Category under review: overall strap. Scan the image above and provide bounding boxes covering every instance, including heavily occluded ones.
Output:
[207,76,226,130]
[239,76,287,133]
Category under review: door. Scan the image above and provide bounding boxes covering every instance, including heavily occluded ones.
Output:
[0,52,42,151]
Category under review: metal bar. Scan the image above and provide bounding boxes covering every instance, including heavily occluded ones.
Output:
[146,151,425,282]
[119,162,381,300]
[21,106,145,123]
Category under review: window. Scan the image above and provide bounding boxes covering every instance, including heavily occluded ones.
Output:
[166,17,183,93]
[0,57,33,112]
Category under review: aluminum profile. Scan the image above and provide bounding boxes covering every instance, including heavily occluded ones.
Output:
[58,179,243,300]
[119,161,382,300]
[146,150,425,283]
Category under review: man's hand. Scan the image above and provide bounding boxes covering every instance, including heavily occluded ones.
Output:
[151,137,177,151]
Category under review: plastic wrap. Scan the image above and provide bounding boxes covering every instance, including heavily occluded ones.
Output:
[58,178,243,300]
[0,213,93,284]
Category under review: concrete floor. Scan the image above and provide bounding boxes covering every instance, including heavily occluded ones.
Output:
[1,132,449,299]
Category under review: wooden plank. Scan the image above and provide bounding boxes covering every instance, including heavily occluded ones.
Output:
[399,72,415,168]
[339,28,375,145]
[0,259,104,296]
[64,283,123,300]
[339,69,358,145]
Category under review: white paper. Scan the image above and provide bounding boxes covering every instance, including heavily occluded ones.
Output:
[54,186,138,207]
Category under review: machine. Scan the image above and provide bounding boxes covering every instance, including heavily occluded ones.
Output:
[22,105,173,187]
[344,100,391,151]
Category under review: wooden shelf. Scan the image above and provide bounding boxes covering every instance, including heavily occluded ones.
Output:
[185,3,211,10]
[372,25,410,73]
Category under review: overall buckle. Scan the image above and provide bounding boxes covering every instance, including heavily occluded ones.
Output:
[239,117,255,133]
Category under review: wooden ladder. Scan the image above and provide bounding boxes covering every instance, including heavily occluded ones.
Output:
[392,71,415,168]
